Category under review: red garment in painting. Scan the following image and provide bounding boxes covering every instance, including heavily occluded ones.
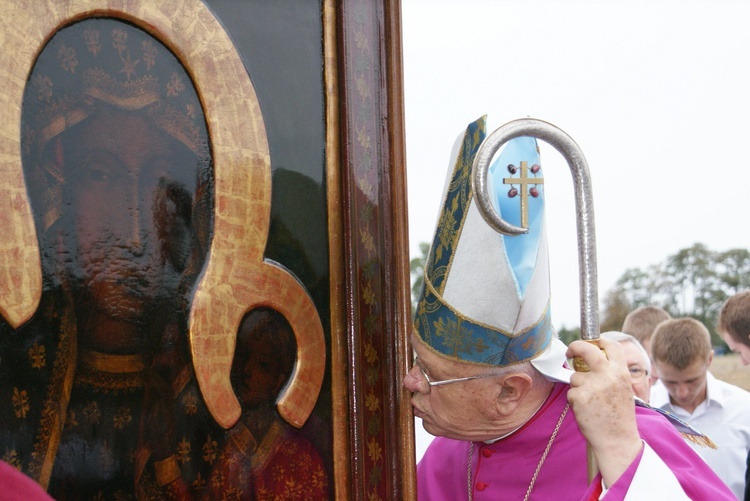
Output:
[204,418,328,500]
[160,417,328,500]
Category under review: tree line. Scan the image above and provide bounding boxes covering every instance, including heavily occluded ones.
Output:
[410,242,750,347]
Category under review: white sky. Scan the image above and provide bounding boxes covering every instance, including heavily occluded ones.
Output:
[402,0,750,461]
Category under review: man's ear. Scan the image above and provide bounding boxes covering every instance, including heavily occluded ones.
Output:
[494,373,533,414]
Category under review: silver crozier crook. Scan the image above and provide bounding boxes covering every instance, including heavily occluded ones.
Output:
[471,118,600,481]
[471,118,600,341]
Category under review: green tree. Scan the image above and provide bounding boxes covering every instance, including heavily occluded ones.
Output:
[557,325,581,346]
[615,265,666,310]
[664,243,719,324]
[604,243,750,347]
[600,288,631,333]
[717,248,750,293]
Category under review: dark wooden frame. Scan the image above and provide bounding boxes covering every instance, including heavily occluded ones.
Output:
[333,0,415,499]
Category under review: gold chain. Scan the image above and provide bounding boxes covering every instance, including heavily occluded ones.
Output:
[467,403,570,501]
[467,441,474,500]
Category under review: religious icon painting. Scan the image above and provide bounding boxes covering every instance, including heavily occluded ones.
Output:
[0,0,413,499]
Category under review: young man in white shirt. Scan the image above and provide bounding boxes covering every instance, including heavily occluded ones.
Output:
[651,317,750,499]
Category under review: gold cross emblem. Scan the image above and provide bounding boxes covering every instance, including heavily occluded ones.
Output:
[503,161,544,229]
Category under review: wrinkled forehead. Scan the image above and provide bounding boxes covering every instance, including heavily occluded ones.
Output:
[620,340,648,367]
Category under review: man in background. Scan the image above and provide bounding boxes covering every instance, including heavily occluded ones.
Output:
[622,306,671,383]
[651,317,750,498]
[717,291,750,366]
[717,291,750,501]
[600,331,652,403]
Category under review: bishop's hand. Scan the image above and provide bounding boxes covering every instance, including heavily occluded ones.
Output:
[566,337,643,489]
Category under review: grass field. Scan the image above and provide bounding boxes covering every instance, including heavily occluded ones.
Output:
[710,353,750,391]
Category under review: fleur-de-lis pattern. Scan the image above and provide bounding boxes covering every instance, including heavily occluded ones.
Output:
[12,388,29,418]
[83,401,101,424]
[113,406,132,430]
[182,391,198,415]
[28,341,45,369]
[3,449,22,470]
[58,45,77,73]
[176,438,192,464]
[202,435,218,465]
[343,0,405,498]
[191,472,206,492]
[83,29,101,56]
[166,72,184,98]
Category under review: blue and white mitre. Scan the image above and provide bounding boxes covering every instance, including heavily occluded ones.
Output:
[415,115,568,379]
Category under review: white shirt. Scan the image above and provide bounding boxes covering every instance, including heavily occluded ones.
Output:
[651,372,750,499]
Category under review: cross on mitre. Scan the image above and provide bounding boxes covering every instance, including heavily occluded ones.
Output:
[503,161,544,229]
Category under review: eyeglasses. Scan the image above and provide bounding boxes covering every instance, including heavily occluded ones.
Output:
[414,357,501,387]
[628,366,649,380]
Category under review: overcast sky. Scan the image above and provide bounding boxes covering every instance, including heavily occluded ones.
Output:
[402,0,750,461]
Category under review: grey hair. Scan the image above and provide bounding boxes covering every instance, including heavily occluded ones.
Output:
[600,330,651,374]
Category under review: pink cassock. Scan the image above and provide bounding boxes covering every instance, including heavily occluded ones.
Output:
[417,383,735,500]
[0,460,53,501]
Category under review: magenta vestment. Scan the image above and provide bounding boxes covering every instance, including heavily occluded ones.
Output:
[0,461,53,501]
[417,383,735,500]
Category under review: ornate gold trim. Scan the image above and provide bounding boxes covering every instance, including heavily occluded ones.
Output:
[323,0,350,499]
[0,4,44,328]
[28,300,76,488]
[228,421,259,459]
[154,455,181,487]
[79,351,146,374]
[227,418,286,475]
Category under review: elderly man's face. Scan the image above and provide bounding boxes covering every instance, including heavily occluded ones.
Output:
[619,341,651,403]
[404,335,506,442]
[64,108,197,322]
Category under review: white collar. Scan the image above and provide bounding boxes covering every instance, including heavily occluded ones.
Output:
[651,371,723,412]
[531,338,573,383]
